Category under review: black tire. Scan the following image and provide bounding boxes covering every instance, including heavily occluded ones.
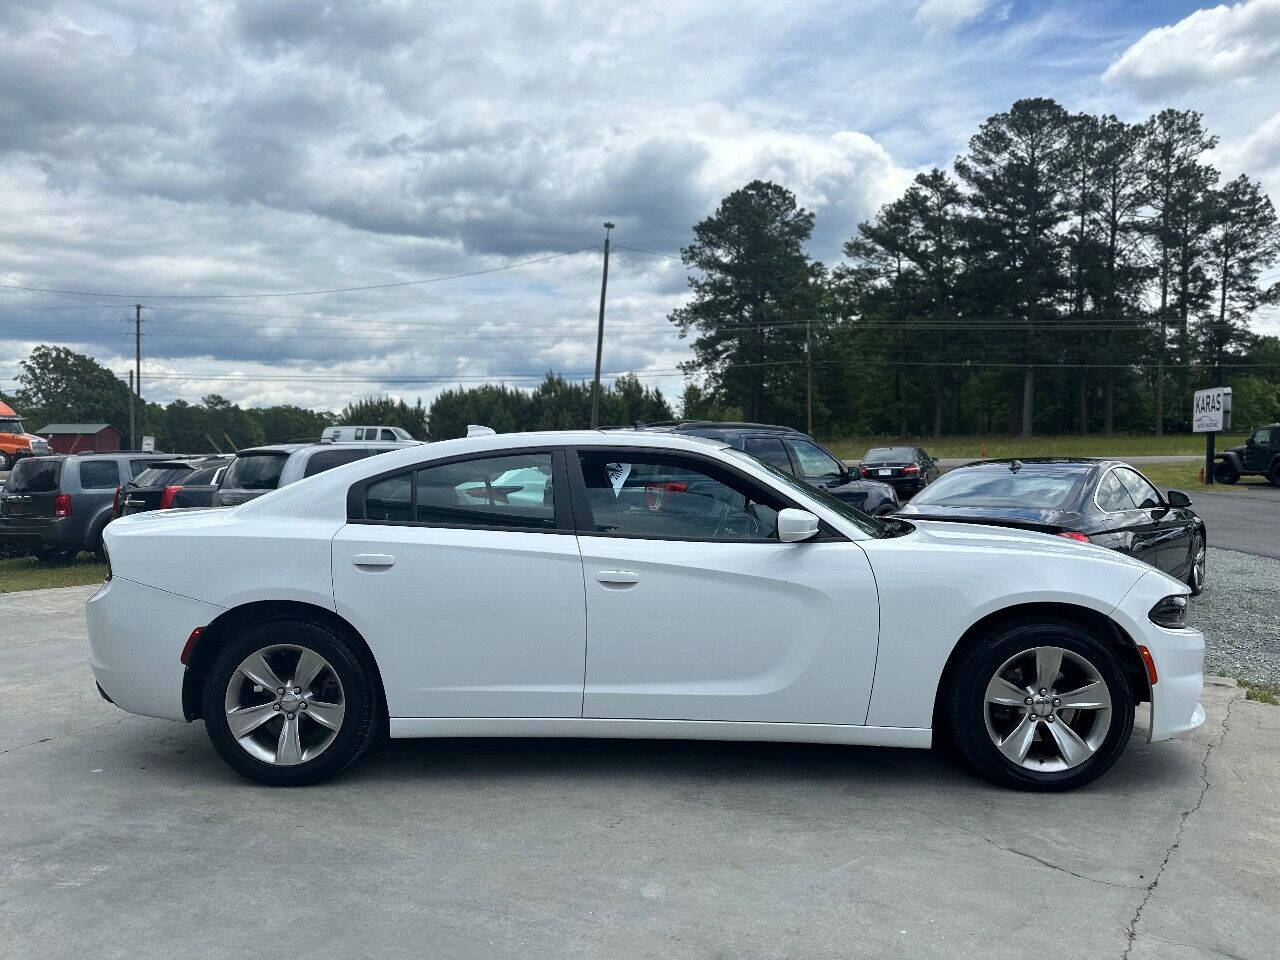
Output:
[1269,461,1280,488]
[1213,461,1238,485]
[0,452,11,471]
[202,619,380,786]
[945,619,1135,792]
[35,547,77,564]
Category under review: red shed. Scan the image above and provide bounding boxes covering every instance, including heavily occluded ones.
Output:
[38,423,123,454]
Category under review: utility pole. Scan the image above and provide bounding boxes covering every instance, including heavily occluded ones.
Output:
[134,304,143,449]
[128,369,135,452]
[805,311,813,436]
[589,222,614,429]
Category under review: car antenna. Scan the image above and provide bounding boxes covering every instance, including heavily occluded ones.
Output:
[1009,459,1023,473]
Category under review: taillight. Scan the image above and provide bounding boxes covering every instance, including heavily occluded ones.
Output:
[1056,531,1090,543]
[53,494,73,518]
[159,485,182,509]
[902,464,920,474]
[112,486,122,517]
[860,467,871,478]
[645,481,688,511]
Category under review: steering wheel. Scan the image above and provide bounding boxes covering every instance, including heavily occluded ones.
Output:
[711,501,767,540]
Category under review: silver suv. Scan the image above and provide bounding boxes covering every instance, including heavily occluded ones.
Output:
[212,442,418,507]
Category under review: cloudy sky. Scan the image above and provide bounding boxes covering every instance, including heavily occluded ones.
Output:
[2,0,1279,412]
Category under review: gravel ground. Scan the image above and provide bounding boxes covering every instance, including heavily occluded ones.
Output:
[1189,547,1280,685]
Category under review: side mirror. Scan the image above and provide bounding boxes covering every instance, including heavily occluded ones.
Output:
[778,508,820,542]
[1166,489,1192,508]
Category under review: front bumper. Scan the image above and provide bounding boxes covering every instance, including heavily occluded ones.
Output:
[86,576,224,722]
[1110,572,1205,742]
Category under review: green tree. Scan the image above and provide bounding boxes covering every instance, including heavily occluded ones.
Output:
[15,345,134,435]
[257,404,336,444]
[955,97,1072,435]
[338,395,428,439]
[1202,175,1280,380]
[1141,109,1219,433]
[669,180,821,422]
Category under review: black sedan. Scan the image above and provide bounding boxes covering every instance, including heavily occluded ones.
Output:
[859,446,940,500]
[896,458,1206,593]
[114,457,230,517]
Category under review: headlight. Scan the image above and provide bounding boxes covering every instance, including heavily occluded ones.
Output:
[1148,594,1188,629]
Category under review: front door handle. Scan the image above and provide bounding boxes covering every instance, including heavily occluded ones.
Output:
[353,553,395,568]
[595,570,639,586]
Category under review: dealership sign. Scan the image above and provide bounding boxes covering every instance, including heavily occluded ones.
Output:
[1192,387,1232,433]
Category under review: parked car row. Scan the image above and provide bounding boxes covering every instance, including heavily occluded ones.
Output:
[1,420,1208,596]
[1,437,420,561]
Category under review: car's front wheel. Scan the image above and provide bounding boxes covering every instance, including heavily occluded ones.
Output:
[202,619,380,786]
[1213,461,1239,484]
[1269,461,1280,488]
[946,620,1135,791]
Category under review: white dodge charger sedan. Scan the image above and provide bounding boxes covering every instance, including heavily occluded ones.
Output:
[88,430,1205,790]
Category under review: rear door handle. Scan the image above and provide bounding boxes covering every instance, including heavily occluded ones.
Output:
[595,570,639,586]
[352,553,395,568]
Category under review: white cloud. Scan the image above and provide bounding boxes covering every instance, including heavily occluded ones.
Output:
[914,0,993,34]
[1102,0,1280,97]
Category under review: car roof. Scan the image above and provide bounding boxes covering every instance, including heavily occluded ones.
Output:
[948,457,1112,471]
[617,421,801,435]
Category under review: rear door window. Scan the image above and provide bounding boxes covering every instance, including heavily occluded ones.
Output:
[1095,471,1137,512]
[304,448,374,477]
[133,466,195,486]
[79,460,120,489]
[222,453,288,490]
[744,437,794,473]
[5,458,62,493]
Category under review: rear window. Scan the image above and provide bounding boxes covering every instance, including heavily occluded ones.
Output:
[304,448,373,477]
[183,465,221,485]
[6,458,62,493]
[911,466,1090,510]
[864,447,914,463]
[133,466,195,486]
[222,453,288,490]
[79,459,120,489]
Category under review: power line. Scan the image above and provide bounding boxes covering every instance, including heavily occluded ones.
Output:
[0,246,601,301]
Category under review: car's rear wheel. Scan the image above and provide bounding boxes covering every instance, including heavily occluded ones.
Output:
[1269,461,1280,488]
[202,619,379,786]
[946,619,1134,791]
[35,546,77,564]
[1213,461,1238,485]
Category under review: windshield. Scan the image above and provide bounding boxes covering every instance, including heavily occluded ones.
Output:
[911,465,1090,510]
[222,452,288,491]
[723,448,886,537]
[132,466,196,487]
[6,458,62,493]
[864,447,914,463]
[0,417,25,434]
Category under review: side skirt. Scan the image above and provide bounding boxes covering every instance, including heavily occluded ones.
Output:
[388,716,932,749]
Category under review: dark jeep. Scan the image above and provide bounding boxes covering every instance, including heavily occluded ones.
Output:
[1214,423,1280,486]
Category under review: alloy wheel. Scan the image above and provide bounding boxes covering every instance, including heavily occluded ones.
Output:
[982,645,1113,772]
[1191,541,1206,591]
[223,644,346,766]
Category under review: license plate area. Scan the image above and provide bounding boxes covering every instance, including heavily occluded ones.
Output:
[878,469,891,476]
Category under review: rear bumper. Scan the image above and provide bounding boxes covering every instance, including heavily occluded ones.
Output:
[86,577,224,722]
[0,517,81,549]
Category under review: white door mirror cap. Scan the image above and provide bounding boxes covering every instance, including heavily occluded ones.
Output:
[777,508,821,543]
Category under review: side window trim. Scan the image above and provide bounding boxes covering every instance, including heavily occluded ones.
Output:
[347,447,572,534]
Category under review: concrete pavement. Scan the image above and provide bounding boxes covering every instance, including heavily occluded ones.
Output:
[2,585,1278,960]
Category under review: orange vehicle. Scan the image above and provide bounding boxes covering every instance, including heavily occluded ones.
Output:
[0,401,51,471]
